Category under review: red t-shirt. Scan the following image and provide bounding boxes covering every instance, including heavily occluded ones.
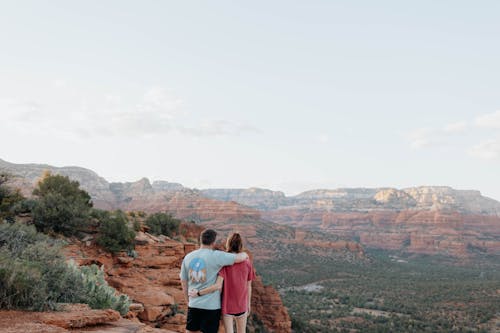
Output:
[219,258,256,315]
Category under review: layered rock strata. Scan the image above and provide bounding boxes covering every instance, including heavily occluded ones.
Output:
[64,231,292,333]
[263,210,500,256]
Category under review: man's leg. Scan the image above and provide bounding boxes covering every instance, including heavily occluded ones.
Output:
[186,307,202,333]
[200,309,222,333]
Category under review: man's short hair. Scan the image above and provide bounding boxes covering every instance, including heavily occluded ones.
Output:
[201,229,217,245]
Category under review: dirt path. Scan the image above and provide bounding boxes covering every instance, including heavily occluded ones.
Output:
[351,307,408,318]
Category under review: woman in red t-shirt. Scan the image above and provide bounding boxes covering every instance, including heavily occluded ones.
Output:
[190,233,255,333]
[219,233,256,333]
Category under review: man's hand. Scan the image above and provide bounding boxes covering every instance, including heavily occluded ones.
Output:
[188,288,200,298]
[234,251,249,263]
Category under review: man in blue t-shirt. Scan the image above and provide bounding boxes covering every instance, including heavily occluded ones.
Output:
[180,229,248,333]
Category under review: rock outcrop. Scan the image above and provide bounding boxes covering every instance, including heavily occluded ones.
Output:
[65,232,192,332]
[251,276,292,332]
[64,228,292,333]
[113,190,261,224]
[40,304,120,329]
[0,305,176,333]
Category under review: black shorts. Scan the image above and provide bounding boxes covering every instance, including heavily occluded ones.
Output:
[186,307,221,333]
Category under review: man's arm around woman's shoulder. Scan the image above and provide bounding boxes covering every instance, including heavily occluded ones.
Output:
[234,251,249,263]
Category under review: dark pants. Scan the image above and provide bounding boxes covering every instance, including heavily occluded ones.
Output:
[186,307,222,333]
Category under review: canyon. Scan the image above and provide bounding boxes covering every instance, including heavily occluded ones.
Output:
[1,158,499,258]
[203,188,500,257]
[2,158,500,332]
[0,158,365,261]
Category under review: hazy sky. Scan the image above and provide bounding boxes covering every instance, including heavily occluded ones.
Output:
[1,1,500,199]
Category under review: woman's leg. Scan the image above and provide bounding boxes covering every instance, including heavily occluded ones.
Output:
[235,313,248,333]
[223,315,235,333]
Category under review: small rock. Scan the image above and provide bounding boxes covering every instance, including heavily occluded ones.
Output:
[135,232,154,245]
[81,235,94,242]
[129,303,145,312]
[138,306,164,322]
[117,256,134,265]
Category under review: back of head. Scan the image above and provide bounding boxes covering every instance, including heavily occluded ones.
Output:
[200,229,217,246]
[226,233,243,253]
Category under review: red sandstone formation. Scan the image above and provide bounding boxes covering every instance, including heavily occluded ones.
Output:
[65,232,192,332]
[111,193,261,224]
[251,276,292,333]
[40,305,120,329]
[263,210,500,257]
[64,229,292,333]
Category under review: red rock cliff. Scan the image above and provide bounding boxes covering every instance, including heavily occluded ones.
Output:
[65,228,292,333]
[265,210,500,257]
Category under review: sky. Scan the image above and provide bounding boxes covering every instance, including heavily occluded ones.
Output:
[1,1,500,199]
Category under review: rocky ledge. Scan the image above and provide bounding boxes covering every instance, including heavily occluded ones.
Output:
[0,304,176,333]
[64,230,292,333]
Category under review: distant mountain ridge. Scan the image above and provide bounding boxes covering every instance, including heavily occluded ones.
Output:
[2,158,500,215]
[0,158,364,260]
[2,158,499,257]
[201,187,500,215]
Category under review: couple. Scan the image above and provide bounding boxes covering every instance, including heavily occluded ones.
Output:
[180,229,255,333]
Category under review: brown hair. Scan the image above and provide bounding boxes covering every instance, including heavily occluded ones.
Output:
[201,229,217,245]
[226,233,243,253]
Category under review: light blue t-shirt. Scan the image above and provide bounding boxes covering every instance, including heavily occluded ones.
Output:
[180,248,236,310]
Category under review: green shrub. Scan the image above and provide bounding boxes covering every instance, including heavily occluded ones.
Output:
[0,223,130,314]
[12,199,37,215]
[132,219,141,232]
[76,264,130,315]
[32,173,92,236]
[0,174,24,222]
[145,212,180,237]
[97,210,136,254]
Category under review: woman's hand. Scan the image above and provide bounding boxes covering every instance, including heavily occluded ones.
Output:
[188,288,199,298]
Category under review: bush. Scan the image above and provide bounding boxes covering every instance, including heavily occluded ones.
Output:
[0,223,129,314]
[32,173,93,236]
[77,264,130,315]
[0,174,24,222]
[96,210,136,254]
[145,212,180,237]
[133,219,141,232]
[12,199,38,215]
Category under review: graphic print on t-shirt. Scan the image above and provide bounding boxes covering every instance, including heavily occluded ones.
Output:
[189,257,207,283]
